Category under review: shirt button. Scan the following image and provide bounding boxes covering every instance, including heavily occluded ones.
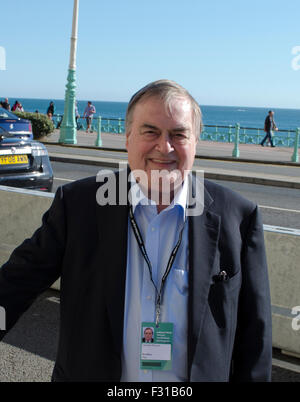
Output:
[144,370,148,374]
[151,227,155,231]
[147,295,151,300]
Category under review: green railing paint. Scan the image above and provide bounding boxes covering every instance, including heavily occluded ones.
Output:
[291,128,300,163]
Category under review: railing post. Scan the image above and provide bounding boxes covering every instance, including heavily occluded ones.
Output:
[55,114,61,129]
[291,127,300,163]
[228,125,232,142]
[200,125,204,140]
[95,116,102,147]
[118,118,122,134]
[232,123,240,157]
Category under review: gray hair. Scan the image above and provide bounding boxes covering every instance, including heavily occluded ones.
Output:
[125,79,203,137]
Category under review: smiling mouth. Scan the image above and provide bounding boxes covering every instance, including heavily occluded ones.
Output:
[148,158,177,165]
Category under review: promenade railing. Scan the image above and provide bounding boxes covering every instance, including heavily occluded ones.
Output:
[52,115,300,162]
[53,114,125,134]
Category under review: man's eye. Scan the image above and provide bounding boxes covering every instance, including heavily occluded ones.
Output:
[143,130,158,137]
[172,133,187,142]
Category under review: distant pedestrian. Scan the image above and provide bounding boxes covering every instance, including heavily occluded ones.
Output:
[16,103,24,112]
[83,101,96,133]
[75,101,80,129]
[11,101,19,112]
[12,101,24,112]
[47,101,55,120]
[261,110,278,147]
[1,98,10,111]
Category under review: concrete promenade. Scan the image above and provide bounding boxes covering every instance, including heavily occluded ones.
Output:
[42,129,300,189]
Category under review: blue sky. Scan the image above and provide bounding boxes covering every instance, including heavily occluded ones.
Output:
[1,0,300,108]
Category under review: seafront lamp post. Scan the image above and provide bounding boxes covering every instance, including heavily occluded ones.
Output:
[59,0,79,144]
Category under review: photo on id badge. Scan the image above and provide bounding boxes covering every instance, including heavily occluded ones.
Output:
[140,322,173,370]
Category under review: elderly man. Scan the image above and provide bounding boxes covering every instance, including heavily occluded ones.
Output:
[142,328,154,343]
[0,80,272,382]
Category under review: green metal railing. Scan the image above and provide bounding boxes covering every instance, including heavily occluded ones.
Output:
[53,114,125,134]
[53,115,300,162]
[201,124,298,147]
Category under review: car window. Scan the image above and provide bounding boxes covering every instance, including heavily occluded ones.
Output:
[0,111,9,119]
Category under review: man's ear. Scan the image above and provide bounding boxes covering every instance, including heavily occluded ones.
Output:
[125,130,131,150]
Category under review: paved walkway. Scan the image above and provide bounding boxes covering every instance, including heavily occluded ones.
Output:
[42,130,300,189]
[44,129,299,164]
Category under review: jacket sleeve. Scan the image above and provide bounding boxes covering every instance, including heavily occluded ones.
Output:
[0,187,66,340]
[231,205,272,382]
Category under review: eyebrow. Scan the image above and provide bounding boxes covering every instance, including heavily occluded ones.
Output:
[171,126,190,133]
[141,124,159,130]
[141,124,190,132]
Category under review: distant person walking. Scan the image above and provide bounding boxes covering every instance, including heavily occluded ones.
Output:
[47,101,55,120]
[1,98,10,111]
[261,110,278,147]
[83,101,96,133]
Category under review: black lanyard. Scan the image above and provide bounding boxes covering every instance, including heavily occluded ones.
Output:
[129,205,186,326]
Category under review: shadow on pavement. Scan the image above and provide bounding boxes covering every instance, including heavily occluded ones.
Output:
[1,289,59,362]
[1,288,300,382]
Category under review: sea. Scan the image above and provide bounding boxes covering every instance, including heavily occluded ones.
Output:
[6,97,300,131]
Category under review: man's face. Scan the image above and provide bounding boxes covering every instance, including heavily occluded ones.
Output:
[144,329,153,341]
[126,96,197,200]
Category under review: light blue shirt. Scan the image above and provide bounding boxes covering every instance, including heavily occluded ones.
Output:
[121,177,189,382]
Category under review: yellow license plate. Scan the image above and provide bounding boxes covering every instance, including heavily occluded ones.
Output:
[0,154,29,165]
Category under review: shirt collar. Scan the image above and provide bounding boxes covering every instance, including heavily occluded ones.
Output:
[128,171,189,219]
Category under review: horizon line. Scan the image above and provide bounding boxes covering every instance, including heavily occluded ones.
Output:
[2,96,300,111]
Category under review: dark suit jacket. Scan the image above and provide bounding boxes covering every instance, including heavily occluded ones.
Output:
[0,171,272,382]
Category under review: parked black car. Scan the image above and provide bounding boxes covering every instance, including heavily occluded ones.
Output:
[0,108,53,192]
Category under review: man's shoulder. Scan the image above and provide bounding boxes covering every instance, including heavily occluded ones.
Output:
[62,175,98,191]
[59,170,121,199]
[203,179,256,215]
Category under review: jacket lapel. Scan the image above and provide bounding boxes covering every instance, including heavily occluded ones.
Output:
[187,177,221,378]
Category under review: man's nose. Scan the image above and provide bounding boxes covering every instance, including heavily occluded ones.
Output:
[155,134,174,153]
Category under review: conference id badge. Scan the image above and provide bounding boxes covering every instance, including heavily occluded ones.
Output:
[140,322,173,370]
